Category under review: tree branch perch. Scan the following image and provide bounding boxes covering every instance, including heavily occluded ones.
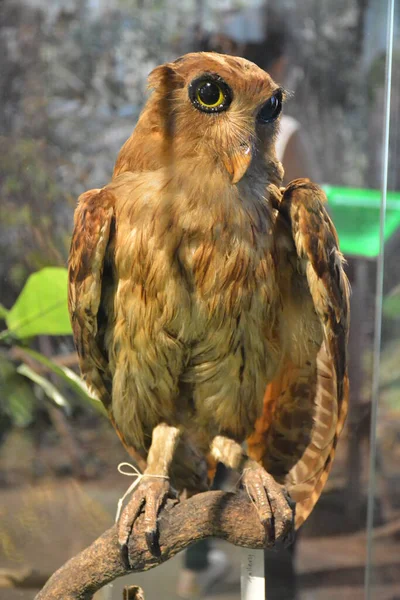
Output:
[35,490,293,600]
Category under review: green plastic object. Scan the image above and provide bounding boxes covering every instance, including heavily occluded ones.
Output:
[322,185,400,258]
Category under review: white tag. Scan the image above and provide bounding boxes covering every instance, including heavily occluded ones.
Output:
[240,548,265,599]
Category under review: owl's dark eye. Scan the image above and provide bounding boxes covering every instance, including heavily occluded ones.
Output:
[257,91,283,123]
[189,75,233,113]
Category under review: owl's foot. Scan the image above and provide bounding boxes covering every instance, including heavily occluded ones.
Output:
[241,463,295,545]
[118,477,178,567]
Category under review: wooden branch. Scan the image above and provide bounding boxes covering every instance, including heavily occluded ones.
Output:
[35,490,293,600]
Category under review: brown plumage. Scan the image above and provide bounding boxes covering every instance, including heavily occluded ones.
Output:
[68,52,349,559]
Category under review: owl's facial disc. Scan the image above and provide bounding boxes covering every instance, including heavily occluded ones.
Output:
[187,71,283,184]
[223,90,283,184]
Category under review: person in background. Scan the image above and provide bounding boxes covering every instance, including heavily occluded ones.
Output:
[177,5,319,598]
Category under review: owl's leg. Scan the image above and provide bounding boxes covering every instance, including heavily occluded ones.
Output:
[118,423,181,564]
[210,435,294,544]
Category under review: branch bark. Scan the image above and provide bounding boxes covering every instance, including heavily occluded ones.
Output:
[35,490,293,600]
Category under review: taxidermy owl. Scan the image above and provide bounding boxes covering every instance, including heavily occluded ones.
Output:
[68,52,349,563]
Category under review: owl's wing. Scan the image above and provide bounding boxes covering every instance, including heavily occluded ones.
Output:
[68,188,114,407]
[68,188,146,469]
[247,179,350,528]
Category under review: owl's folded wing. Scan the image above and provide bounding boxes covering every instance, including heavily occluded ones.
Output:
[247,179,350,528]
[68,188,114,407]
[68,188,147,470]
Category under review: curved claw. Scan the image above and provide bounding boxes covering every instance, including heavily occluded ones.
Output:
[145,530,161,557]
[117,477,176,566]
[241,465,294,546]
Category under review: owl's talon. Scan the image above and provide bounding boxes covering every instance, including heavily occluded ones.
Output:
[242,464,294,546]
[283,524,296,547]
[117,477,173,564]
[264,517,275,541]
[145,529,161,557]
[120,543,131,570]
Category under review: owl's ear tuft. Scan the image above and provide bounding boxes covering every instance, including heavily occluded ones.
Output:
[147,64,184,93]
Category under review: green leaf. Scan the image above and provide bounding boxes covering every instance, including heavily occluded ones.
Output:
[383,284,400,319]
[0,355,37,427]
[0,304,9,320]
[4,376,37,427]
[5,267,72,339]
[21,348,106,416]
[17,363,71,413]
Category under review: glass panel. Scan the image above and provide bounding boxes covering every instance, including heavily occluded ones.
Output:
[0,1,395,599]
[367,0,400,597]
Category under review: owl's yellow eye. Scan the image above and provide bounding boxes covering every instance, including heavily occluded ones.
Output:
[196,82,224,107]
[189,74,233,113]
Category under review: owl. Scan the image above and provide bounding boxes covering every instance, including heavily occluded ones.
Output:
[68,52,349,563]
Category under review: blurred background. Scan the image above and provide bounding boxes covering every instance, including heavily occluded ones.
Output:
[0,0,399,598]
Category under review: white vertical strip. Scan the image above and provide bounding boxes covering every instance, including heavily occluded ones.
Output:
[240,549,265,600]
[364,0,395,597]
[102,582,113,599]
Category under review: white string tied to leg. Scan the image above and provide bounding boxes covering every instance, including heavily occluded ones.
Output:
[115,462,170,523]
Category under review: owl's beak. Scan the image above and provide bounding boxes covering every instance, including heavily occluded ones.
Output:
[223,143,252,184]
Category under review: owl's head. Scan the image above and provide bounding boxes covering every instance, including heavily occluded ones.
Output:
[116,52,284,185]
